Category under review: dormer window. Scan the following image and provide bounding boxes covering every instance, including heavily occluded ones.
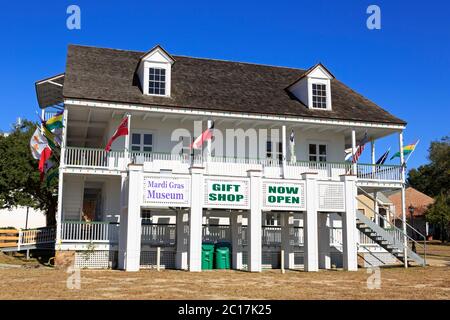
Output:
[149,68,166,95]
[136,45,175,97]
[286,63,334,111]
[312,83,327,109]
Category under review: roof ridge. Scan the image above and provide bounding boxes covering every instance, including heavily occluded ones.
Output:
[68,44,307,72]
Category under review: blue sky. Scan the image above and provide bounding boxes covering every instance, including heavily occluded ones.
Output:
[0,1,448,171]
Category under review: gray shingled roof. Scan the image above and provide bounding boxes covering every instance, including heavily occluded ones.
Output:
[62,45,406,125]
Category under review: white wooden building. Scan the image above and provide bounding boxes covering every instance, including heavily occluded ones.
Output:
[34,44,426,271]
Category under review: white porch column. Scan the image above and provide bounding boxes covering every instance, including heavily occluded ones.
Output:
[121,164,143,271]
[55,108,68,244]
[318,213,331,270]
[230,212,243,270]
[118,172,128,270]
[189,166,204,272]
[124,113,131,165]
[351,129,357,175]
[281,125,287,178]
[175,209,189,270]
[341,174,358,271]
[399,131,408,268]
[302,172,319,272]
[280,212,295,269]
[247,170,262,272]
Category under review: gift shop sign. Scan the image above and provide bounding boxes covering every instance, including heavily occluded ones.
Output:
[143,176,190,207]
[204,178,249,209]
[262,180,306,211]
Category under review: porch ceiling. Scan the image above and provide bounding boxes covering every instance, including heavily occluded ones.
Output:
[65,105,399,148]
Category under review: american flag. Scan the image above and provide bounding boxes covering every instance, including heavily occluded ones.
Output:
[352,132,369,163]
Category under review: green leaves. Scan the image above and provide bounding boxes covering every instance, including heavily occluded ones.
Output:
[407,136,450,198]
[0,120,58,225]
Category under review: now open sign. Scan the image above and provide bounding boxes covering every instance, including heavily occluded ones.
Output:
[262,180,306,211]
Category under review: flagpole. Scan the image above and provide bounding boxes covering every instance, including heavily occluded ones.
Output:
[124,113,131,165]
[404,139,420,165]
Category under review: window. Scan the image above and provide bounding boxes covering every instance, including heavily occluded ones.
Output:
[131,133,153,152]
[141,209,152,224]
[265,213,277,226]
[309,143,327,162]
[312,83,327,109]
[266,141,283,162]
[149,68,166,95]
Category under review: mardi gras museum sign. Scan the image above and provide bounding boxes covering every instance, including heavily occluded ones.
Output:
[143,176,190,207]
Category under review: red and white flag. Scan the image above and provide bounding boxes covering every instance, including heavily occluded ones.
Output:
[191,121,214,149]
[105,116,129,152]
[38,147,52,182]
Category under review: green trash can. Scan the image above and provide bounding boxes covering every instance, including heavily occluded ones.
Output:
[202,243,215,270]
[214,246,230,269]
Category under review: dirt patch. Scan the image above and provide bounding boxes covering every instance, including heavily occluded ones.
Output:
[0,266,449,300]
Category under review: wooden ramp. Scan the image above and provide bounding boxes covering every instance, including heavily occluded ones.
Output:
[0,227,55,252]
[0,229,20,249]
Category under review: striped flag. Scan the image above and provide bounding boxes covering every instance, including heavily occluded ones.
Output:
[390,140,419,160]
[352,132,369,163]
[44,111,64,131]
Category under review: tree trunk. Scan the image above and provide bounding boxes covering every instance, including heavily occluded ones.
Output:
[46,198,57,227]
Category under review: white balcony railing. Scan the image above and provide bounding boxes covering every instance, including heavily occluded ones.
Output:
[60,221,120,243]
[65,147,125,169]
[141,224,176,246]
[356,163,402,182]
[64,147,402,182]
[19,227,56,247]
[262,226,282,246]
[202,225,231,243]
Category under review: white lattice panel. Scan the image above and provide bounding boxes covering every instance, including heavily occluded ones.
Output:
[317,182,345,212]
[75,251,116,269]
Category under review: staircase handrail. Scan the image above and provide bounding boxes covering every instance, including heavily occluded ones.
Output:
[356,196,426,265]
[357,187,426,242]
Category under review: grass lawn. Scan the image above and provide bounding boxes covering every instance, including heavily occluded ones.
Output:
[0,243,449,300]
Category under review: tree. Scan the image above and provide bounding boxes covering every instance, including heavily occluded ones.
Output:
[408,136,450,197]
[0,120,58,225]
[426,193,450,243]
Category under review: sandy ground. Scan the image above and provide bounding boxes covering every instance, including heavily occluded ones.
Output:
[0,265,448,300]
[0,244,449,300]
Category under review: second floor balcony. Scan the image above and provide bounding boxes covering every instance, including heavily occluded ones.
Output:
[62,146,403,183]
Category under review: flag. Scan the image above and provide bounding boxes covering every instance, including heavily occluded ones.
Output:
[390,141,418,160]
[352,132,369,163]
[41,125,58,151]
[191,121,214,149]
[38,147,52,182]
[344,148,353,162]
[289,129,296,163]
[30,128,49,160]
[44,111,63,131]
[105,116,129,152]
[376,148,390,165]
